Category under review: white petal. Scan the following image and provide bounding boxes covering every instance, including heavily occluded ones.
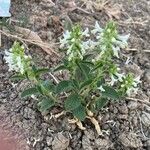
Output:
[82,28,90,37]
[117,34,130,42]
[98,85,105,92]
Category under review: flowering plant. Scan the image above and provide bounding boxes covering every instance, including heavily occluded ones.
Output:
[5,21,141,130]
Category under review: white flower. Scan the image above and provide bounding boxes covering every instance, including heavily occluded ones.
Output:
[112,46,120,58]
[91,21,103,34]
[126,87,138,96]
[116,73,124,82]
[82,41,90,50]
[60,30,71,48]
[125,57,132,65]
[16,56,24,74]
[98,85,105,92]
[133,76,141,87]
[117,34,130,42]
[4,49,30,74]
[111,37,117,43]
[82,28,90,37]
[109,75,118,86]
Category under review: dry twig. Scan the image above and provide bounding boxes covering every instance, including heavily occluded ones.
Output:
[126,48,150,53]
[0,29,60,57]
[126,97,150,106]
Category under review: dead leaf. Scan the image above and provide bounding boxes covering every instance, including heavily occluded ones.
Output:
[81,0,122,20]
[104,4,122,20]
[14,26,59,56]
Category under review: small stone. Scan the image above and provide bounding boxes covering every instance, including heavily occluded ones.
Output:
[46,136,53,146]
[82,135,93,150]
[95,138,113,149]
[118,105,128,114]
[145,106,150,113]
[141,111,150,127]
[84,129,95,140]
[118,114,128,120]
[23,107,36,120]
[145,70,150,83]
[52,133,69,150]
[127,101,138,110]
[119,132,143,148]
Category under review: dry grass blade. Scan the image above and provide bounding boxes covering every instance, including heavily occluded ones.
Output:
[126,97,150,106]
[76,121,86,130]
[87,116,102,135]
[126,48,150,53]
[0,28,60,57]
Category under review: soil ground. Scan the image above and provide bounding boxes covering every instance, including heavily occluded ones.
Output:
[0,0,150,150]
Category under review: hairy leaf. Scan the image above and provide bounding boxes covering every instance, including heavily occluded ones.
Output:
[65,93,81,111]
[56,80,73,94]
[41,80,56,92]
[36,68,50,75]
[54,65,68,72]
[39,97,55,112]
[10,74,26,81]
[95,97,109,110]
[21,87,39,98]
[80,78,93,89]
[102,86,120,100]
[72,105,86,121]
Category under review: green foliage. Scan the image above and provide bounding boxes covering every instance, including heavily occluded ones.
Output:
[56,80,73,94]
[38,97,55,112]
[65,93,81,111]
[6,21,140,122]
[95,97,109,110]
[21,87,39,98]
[101,86,120,100]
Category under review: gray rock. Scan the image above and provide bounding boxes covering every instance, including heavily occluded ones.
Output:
[145,70,150,83]
[23,107,36,120]
[46,136,53,146]
[119,132,143,148]
[82,135,93,150]
[84,129,95,140]
[141,111,150,127]
[95,138,113,150]
[52,133,69,150]
[127,101,138,110]
[118,105,128,114]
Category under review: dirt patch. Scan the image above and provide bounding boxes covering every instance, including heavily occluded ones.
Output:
[0,0,150,149]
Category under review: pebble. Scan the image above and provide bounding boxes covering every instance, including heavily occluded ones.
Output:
[141,111,150,127]
[82,135,93,150]
[119,132,143,148]
[46,136,53,146]
[52,133,69,150]
[127,101,138,110]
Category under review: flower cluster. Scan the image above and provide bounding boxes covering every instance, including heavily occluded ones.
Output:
[120,74,141,96]
[91,21,130,59]
[4,42,31,74]
[60,25,90,61]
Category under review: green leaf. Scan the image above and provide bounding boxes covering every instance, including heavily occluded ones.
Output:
[21,87,39,98]
[75,63,91,81]
[54,65,67,72]
[95,97,109,110]
[10,74,26,81]
[56,80,73,94]
[71,79,80,90]
[65,93,81,111]
[72,105,86,121]
[102,86,120,100]
[83,54,93,60]
[80,78,93,89]
[39,97,55,112]
[36,68,50,75]
[41,80,56,92]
